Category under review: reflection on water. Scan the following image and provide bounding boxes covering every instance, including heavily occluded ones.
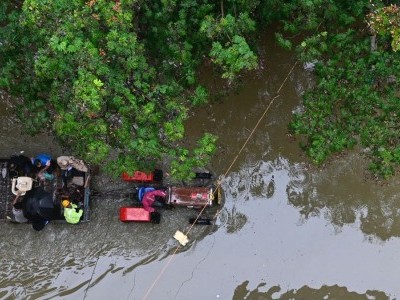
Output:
[119,158,400,299]
[219,206,248,234]
[0,183,217,299]
[287,153,400,240]
[1,33,400,299]
[233,281,389,300]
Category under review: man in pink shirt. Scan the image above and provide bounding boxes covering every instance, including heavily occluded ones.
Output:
[142,190,167,212]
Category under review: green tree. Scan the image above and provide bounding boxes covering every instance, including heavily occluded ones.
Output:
[368,3,400,51]
[277,0,400,178]
[4,0,400,179]
[0,0,259,179]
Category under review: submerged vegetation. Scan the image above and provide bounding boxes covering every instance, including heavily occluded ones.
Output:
[0,0,400,178]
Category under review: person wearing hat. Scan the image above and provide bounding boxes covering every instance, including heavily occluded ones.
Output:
[62,199,83,224]
[57,156,88,173]
[58,157,74,189]
[57,156,88,188]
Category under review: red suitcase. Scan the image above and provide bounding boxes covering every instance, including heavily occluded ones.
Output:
[121,171,154,182]
[119,207,151,222]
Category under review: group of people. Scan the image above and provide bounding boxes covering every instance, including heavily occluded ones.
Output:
[9,153,56,180]
[9,153,88,230]
[9,153,88,183]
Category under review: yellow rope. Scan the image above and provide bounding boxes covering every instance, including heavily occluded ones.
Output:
[141,61,298,300]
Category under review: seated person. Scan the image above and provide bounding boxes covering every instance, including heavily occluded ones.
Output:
[57,156,88,187]
[22,187,54,231]
[9,154,33,177]
[62,199,83,224]
[142,190,167,212]
[11,193,28,223]
[57,156,88,172]
[32,154,56,180]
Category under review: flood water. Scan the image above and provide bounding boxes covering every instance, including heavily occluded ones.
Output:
[1,34,400,300]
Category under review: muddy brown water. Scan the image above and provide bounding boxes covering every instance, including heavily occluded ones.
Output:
[1,37,400,300]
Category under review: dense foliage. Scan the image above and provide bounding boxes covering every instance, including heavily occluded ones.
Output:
[1,0,400,178]
[0,0,258,179]
[280,0,400,178]
[368,3,400,51]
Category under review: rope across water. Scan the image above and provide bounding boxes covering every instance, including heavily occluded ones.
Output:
[141,60,299,300]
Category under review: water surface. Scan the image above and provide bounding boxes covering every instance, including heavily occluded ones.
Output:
[0,34,399,300]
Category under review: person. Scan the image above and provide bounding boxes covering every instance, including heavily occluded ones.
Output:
[142,189,167,212]
[32,153,52,170]
[22,187,54,231]
[8,154,33,177]
[32,153,56,180]
[62,199,83,224]
[10,193,28,223]
[57,156,88,188]
[57,156,88,173]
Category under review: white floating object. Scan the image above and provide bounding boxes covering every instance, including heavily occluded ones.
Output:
[174,230,189,246]
[11,177,33,195]
[1,167,6,179]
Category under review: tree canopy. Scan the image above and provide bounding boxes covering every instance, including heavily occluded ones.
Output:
[0,0,258,179]
[278,0,400,178]
[1,0,400,179]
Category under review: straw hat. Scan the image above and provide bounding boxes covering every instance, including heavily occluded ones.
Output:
[57,156,71,170]
[60,159,69,169]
